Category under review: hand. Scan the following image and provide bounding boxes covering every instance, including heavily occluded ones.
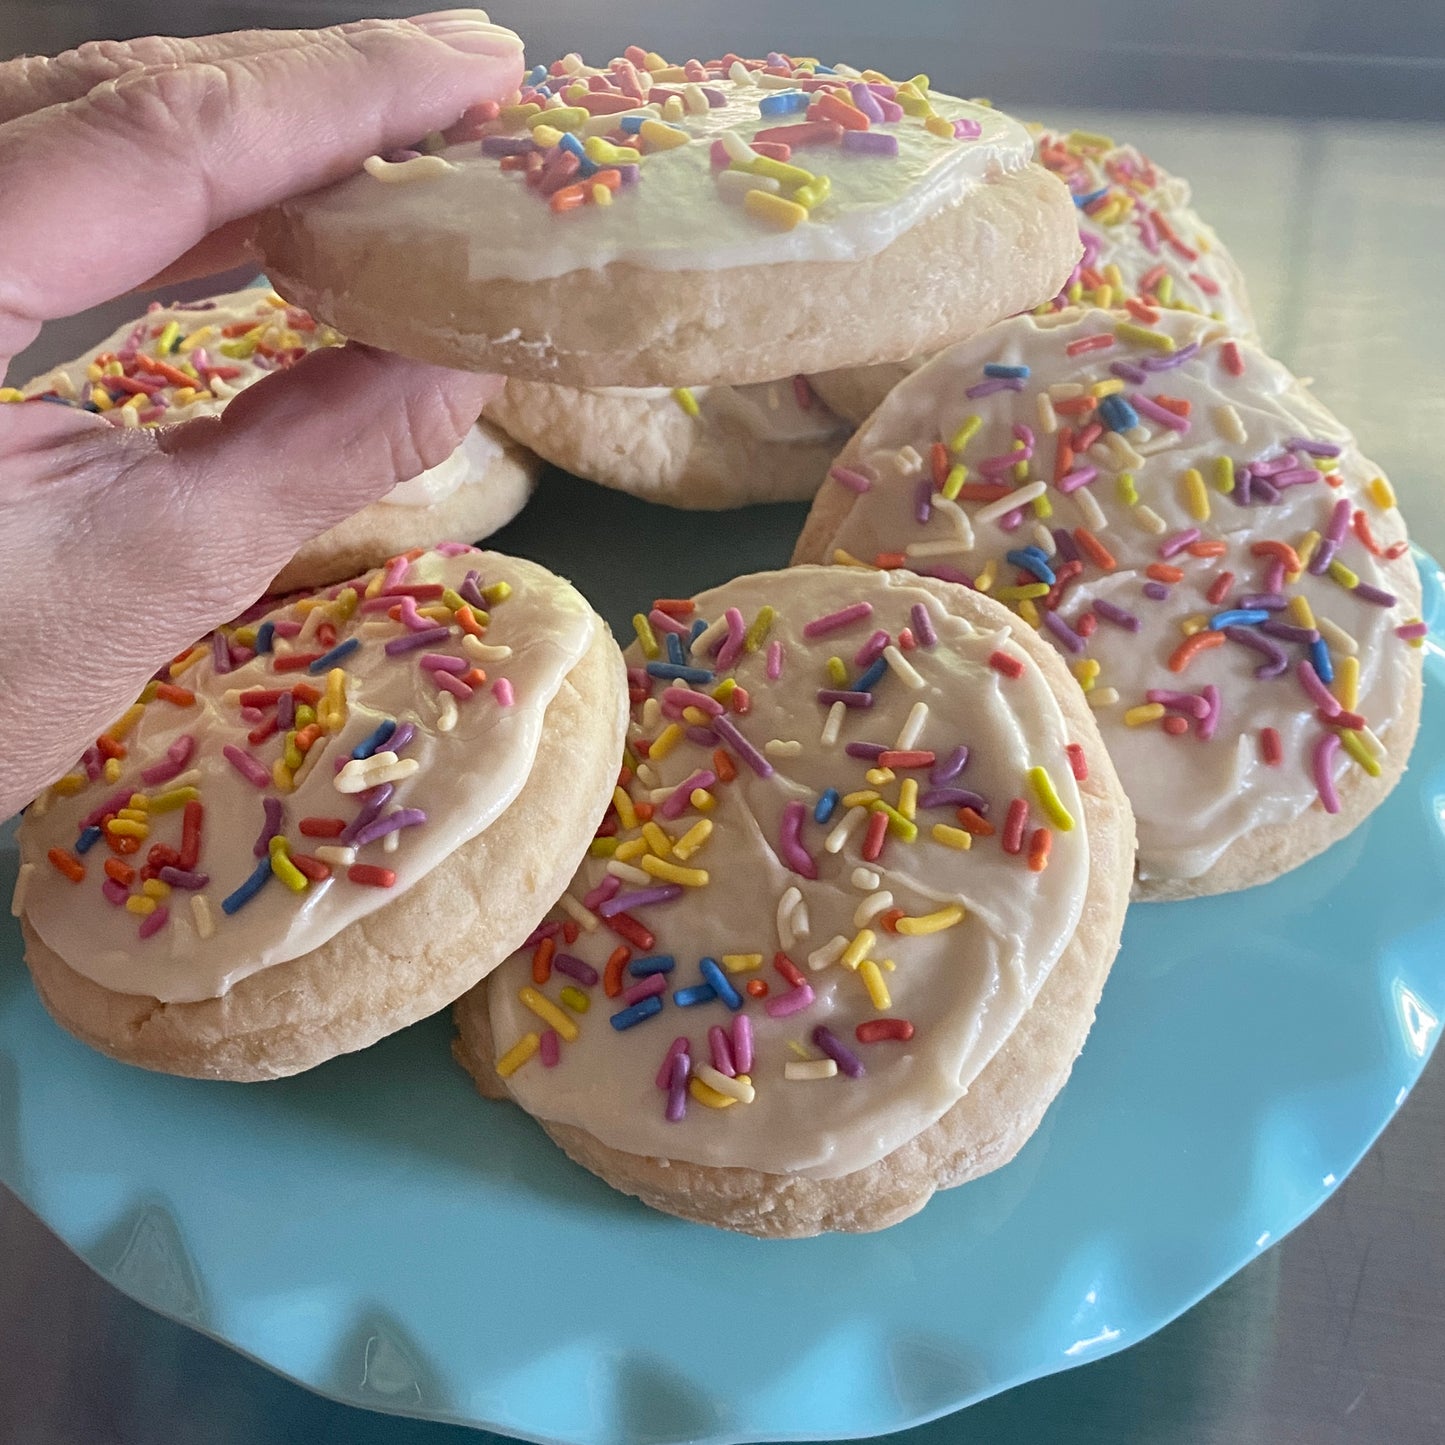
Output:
[0,11,524,817]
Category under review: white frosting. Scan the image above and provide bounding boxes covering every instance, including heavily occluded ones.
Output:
[284,59,1034,282]
[814,309,1419,882]
[19,550,597,1002]
[486,567,1091,1179]
[15,289,490,506]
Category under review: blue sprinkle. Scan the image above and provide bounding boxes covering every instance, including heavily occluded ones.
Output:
[619,115,647,134]
[699,957,743,1011]
[853,657,888,692]
[983,363,1030,379]
[1310,637,1334,684]
[221,855,272,916]
[1098,394,1141,432]
[526,63,547,86]
[628,954,676,977]
[817,63,837,73]
[255,621,275,655]
[75,825,102,855]
[1073,186,1109,208]
[672,983,718,1007]
[352,719,396,760]
[609,996,664,1031]
[533,84,553,101]
[307,637,360,675]
[665,631,685,665]
[814,788,839,825]
[1208,609,1271,630]
[758,90,809,115]
[646,662,715,685]
[1006,548,1056,585]
[689,618,708,643]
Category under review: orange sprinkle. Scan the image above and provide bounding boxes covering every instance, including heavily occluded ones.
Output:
[104,858,135,886]
[1206,571,1235,606]
[456,604,485,638]
[1027,828,1052,872]
[1184,540,1228,558]
[549,183,588,213]
[1168,630,1225,673]
[713,748,738,783]
[1073,528,1117,571]
[1162,715,1191,735]
[876,907,904,933]
[462,668,487,688]
[956,806,995,836]
[1352,509,1384,557]
[293,723,322,753]
[47,847,85,882]
[1124,298,1161,323]
[633,801,654,822]
[1054,396,1097,419]
[1153,394,1192,417]
[603,946,630,998]
[292,683,321,705]
[562,920,580,946]
[745,978,769,998]
[874,552,907,570]
[316,622,337,649]
[1053,433,1076,480]
[1146,563,1185,584]
[651,599,696,618]
[96,734,126,760]
[532,935,555,986]
[154,684,195,706]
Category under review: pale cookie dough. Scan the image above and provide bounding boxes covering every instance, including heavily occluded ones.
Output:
[795,309,1423,898]
[256,50,1079,388]
[16,548,627,1080]
[9,290,539,588]
[484,375,849,508]
[810,125,1255,424]
[454,566,1133,1236]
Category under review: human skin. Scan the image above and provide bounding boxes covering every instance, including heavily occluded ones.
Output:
[0,11,524,816]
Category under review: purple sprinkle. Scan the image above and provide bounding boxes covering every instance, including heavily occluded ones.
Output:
[582,875,620,913]
[913,475,934,525]
[816,689,873,708]
[701,86,727,107]
[253,797,286,857]
[1130,393,1190,433]
[1325,497,1353,544]
[598,885,683,918]
[616,163,640,186]
[1225,625,1289,679]
[522,920,562,949]
[1239,592,1288,610]
[1052,529,1081,564]
[157,866,209,890]
[388,721,416,754]
[210,630,231,675]
[349,807,427,849]
[277,690,296,730]
[101,878,129,907]
[685,725,719,747]
[481,135,536,156]
[954,117,983,139]
[1092,598,1141,632]
[81,787,132,830]
[845,742,888,760]
[665,1053,690,1122]
[420,653,468,674]
[385,626,450,655]
[919,787,989,811]
[338,784,393,845]
[910,602,938,648]
[1252,478,1282,505]
[1110,360,1148,384]
[1159,528,1202,559]
[849,81,885,121]
[460,573,488,610]
[1140,341,1200,371]
[855,630,891,668]
[623,974,668,1007]
[1142,581,1171,602]
[1354,582,1398,607]
[966,376,1026,399]
[1146,689,1210,718]
[1260,621,1319,644]
[712,716,773,778]
[812,1025,865,1079]
[1250,454,1294,477]
[1043,610,1087,652]
[732,1015,754,1075]
[929,746,969,784]
[1287,436,1343,458]
[841,130,899,156]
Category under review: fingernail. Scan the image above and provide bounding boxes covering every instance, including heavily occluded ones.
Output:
[410,10,524,55]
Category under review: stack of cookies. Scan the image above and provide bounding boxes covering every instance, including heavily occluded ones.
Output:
[6,42,1425,1239]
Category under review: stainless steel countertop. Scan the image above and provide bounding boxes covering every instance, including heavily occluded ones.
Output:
[3,9,1444,1440]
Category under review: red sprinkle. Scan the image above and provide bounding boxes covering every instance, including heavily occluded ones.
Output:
[989,650,1025,680]
[861,809,890,863]
[1002,799,1029,855]
[289,853,331,882]
[532,935,555,986]
[1065,334,1115,357]
[603,946,630,999]
[562,920,581,945]
[1065,743,1088,781]
[273,653,323,673]
[1261,727,1283,766]
[347,864,396,887]
[605,912,655,952]
[878,750,935,769]
[1206,570,1235,606]
[299,816,347,838]
[1222,340,1245,376]
[856,1019,915,1044]
[773,951,806,988]
[877,907,904,933]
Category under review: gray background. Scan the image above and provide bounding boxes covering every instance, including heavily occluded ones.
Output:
[2,4,1444,1444]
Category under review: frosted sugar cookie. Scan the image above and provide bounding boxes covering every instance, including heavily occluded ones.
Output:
[795,309,1423,897]
[484,374,849,507]
[810,125,1255,424]
[453,566,1133,1236]
[256,49,1079,388]
[8,290,539,588]
[15,547,627,1080]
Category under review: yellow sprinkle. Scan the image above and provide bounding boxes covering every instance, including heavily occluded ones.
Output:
[840,930,876,971]
[481,581,511,605]
[832,548,871,569]
[744,189,808,230]
[125,895,157,916]
[680,706,708,727]
[1183,468,1210,522]
[52,774,90,799]
[1179,614,1208,636]
[975,559,997,593]
[843,789,880,809]
[641,820,672,857]
[1091,378,1125,398]
[898,777,918,822]
[90,387,114,412]
[518,986,579,1043]
[869,799,918,842]
[584,135,626,164]
[102,758,122,783]
[141,878,171,900]
[689,1076,738,1109]
[272,758,294,793]
[690,788,716,812]
[721,953,763,973]
[673,819,713,860]
[156,321,178,353]
[864,768,895,787]
[284,734,304,772]
[0,387,27,403]
[649,724,683,762]
[925,113,955,138]
[792,176,832,209]
[1114,471,1139,506]
[588,837,618,858]
[993,583,1051,602]
[941,463,968,501]
[559,985,590,1014]
[712,677,738,705]
[859,959,892,1009]
[1027,765,1075,831]
[1336,655,1360,712]
[105,818,148,839]
[495,1033,540,1078]
[1339,729,1382,777]
[531,106,588,132]
[1114,321,1175,353]
[931,823,973,851]
[631,613,660,659]
[1368,476,1397,510]
[1031,492,1053,520]
[672,387,701,418]
[127,793,149,810]
[614,837,650,864]
[1296,531,1321,573]
[639,855,709,887]
[949,415,982,452]
[1212,455,1236,495]
[108,703,146,741]
[269,844,308,893]
[1328,559,1360,589]
[1125,703,1167,726]
[895,905,965,936]
[115,807,148,823]
[638,118,689,151]
[1289,594,1317,630]
[744,606,776,652]
[1073,658,1100,693]
[826,656,849,686]
[138,680,160,703]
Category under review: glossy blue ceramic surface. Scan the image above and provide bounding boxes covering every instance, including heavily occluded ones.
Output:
[1,495,1440,1445]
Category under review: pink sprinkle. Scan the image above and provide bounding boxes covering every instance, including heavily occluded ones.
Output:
[792,374,815,411]
[664,686,723,716]
[1197,683,1222,741]
[381,556,410,593]
[1145,689,1209,718]
[222,744,270,788]
[1397,621,1429,641]
[779,800,819,880]
[239,706,265,725]
[433,671,473,700]
[397,597,431,632]
[1313,733,1342,814]
[829,464,874,494]
[731,1014,753,1074]
[659,769,716,820]
[855,629,890,667]
[648,608,691,638]
[272,620,303,639]
[138,905,169,941]
[708,1024,736,1077]
[656,1037,690,1090]
[765,984,816,1019]
[624,973,667,1006]
[140,733,195,787]
[803,602,872,638]
[101,878,129,906]
[81,787,131,831]
[420,653,467,673]
[583,874,621,912]
[999,509,1026,532]
[540,1029,560,1067]
[767,641,783,679]
[493,679,515,707]
[1297,658,1340,717]
[1159,528,1202,560]
[435,541,474,556]
[715,607,748,670]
